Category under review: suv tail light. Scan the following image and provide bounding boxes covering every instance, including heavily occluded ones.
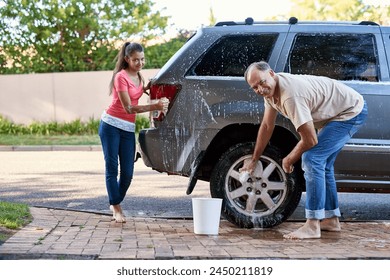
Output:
[149,84,181,122]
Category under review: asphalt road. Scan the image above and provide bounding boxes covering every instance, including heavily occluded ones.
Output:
[1,150,390,221]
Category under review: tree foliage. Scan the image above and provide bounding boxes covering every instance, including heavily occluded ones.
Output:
[289,0,390,24]
[0,0,168,74]
[144,30,190,68]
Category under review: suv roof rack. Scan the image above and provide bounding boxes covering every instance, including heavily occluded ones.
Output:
[215,17,379,27]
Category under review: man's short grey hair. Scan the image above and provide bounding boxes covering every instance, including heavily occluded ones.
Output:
[244,61,271,82]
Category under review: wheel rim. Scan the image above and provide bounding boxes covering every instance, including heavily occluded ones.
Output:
[224,155,288,219]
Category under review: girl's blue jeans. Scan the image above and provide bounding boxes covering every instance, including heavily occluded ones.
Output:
[302,102,368,220]
[98,121,135,206]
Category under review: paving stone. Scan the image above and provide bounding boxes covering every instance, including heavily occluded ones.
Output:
[1,207,390,260]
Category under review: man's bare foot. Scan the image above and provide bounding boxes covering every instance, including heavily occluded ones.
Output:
[283,219,321,239]
[321,217,341,232]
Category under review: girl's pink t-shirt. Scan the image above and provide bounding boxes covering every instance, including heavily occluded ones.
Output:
[106,69,143,123]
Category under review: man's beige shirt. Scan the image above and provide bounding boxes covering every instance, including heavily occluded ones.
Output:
[264,73,364,130]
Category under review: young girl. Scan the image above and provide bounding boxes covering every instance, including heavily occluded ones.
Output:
[99,42,169,223]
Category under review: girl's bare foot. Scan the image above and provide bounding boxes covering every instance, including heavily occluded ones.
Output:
[110,204,126,223]
[109,205,115,220]
[113,212,126,223]
[283,219,321,239]
[320,217,341,231]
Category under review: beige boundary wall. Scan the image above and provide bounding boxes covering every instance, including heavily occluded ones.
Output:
[0,69,159,124]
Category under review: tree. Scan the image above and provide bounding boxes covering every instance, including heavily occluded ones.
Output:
[0,0,168,74]
[144,30,191,68]
[209,7,216,26]
[289,0,390,24]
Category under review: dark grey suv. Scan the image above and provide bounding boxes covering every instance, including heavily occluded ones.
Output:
[139,17,390,228]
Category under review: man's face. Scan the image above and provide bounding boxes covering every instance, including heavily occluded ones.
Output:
[247,68,276,99]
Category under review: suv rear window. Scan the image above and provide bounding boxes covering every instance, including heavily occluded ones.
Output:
[287,33,379,82]
[193,34,278,77]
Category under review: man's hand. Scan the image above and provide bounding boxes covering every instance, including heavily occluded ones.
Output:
[282,157,294,174]
[240,158,257,175]
[281,121,318,174]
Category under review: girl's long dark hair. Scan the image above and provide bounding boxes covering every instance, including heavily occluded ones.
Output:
[109,42,145,95]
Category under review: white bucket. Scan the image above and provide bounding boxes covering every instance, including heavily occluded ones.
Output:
[192,198,223,235]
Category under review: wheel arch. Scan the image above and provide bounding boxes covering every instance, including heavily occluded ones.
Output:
[196,123,305,190]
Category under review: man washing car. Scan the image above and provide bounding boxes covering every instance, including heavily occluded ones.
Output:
[241,61,368,239]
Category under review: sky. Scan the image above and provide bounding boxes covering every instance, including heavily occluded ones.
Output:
[153,0,292,32]
[152,0,389,34]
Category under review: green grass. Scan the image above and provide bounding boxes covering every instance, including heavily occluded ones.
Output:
[0,134,101,146]
[0,201,32,230]
[0,201,32,244]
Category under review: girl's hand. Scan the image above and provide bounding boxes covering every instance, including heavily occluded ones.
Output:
[157,97,170,113]
[143,80,151,95]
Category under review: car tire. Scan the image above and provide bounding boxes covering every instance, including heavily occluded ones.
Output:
[210,142,303,228]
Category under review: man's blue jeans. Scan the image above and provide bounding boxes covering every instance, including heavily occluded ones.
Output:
[98,121,135,206]
[302,102,368,220]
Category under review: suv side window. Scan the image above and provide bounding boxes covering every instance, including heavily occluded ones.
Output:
[193,34,278,77]
[287,33,379,82]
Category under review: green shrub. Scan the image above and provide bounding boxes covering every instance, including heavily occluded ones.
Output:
[135,115,150,133]
[0,115,149,135]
